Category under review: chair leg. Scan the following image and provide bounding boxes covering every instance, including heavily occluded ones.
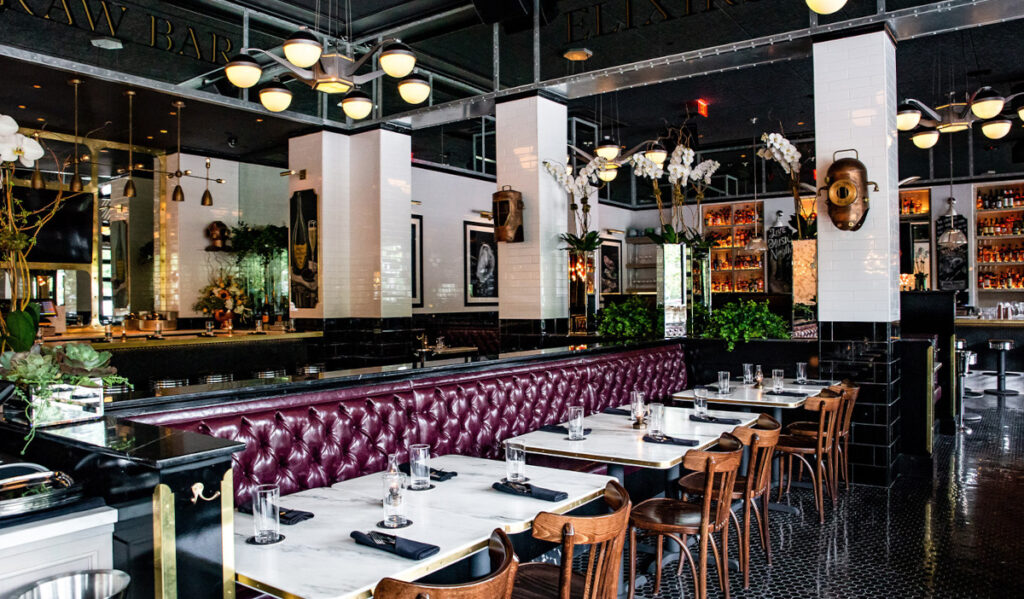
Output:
[708,534,722,599]
[742,500,752,588]
[721,524,731,599]
[675,533,699,588]
[628,525,637,599]
[843,437,851,490]
[759,493,772,565]
[655,534,663,596]
[698,529,709,599]
[785,455,794,495]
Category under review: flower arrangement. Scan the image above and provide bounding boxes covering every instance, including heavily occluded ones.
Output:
[543,156,608,252]
[193,272,252,322]
[758,132,814,238]
[0,114,79,352]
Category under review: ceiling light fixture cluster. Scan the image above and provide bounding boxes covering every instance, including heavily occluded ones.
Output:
[898,86,1023,149]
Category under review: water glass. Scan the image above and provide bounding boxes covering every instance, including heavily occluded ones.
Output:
[252,484,281,543]
[796,362,808,384]
[255,320,264,333]
[505,441,527,482]
[742,363,754,384]
[381,472,408,528]
[630,390,646,421]
[772,369,785,393]
[717,371,731,395]
[694,387,709,417]
[409,444,431,490]
[205,320,215,335]
[567,406,585,440]
[648,403,665,437]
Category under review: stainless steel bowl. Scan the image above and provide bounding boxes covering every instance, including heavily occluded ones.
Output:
[7,569,130,599]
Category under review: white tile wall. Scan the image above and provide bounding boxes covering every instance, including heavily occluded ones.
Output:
[814,31,900,323]
[495,96,569,320]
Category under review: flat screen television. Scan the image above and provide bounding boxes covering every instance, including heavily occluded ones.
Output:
[17,188,93,264]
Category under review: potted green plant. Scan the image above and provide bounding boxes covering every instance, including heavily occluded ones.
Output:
[1,343,130,451]
[700,300,791,351]
[597,296,665,340]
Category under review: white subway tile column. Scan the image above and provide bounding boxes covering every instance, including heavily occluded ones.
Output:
[495,95,569,339]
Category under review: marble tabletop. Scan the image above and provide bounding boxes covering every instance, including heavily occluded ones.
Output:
[505,407,757,469]
[234,454,612,599]
[672,378,838,409]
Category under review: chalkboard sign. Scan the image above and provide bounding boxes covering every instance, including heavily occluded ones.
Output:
[767,226,793,294]
[935,214,968,291]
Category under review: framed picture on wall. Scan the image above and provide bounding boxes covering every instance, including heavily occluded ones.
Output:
[464,221,498,306]
[411,215,423,308]
[600,238,622,295]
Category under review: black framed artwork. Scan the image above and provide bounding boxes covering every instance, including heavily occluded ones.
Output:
[600,238,622,294]
[411,215,423,308]
[464,221,498,305]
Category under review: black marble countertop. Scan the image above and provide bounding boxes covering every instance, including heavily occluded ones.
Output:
[107,339,683,417]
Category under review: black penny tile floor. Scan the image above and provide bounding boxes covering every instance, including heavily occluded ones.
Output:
[618,374,1024,598]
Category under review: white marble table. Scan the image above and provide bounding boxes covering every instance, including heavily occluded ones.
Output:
[234,454,612,599]
[673,378,839,416]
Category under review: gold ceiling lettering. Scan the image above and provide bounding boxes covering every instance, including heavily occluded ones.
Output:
[566,0,757,43]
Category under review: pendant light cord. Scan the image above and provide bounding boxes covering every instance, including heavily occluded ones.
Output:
[73,81,79,176]
[127,93,133,175]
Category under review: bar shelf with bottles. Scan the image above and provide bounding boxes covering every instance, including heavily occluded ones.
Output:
[975,182,1024,295]
[702,201,766,294]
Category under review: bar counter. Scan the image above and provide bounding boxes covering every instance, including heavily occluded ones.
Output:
[955,317,1024,371]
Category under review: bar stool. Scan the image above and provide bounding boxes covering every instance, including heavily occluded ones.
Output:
[984,339,1019,397]
[201,373,234,384]
[151,377,189,390]
[297,364,325,376]
[254,369,287,379]
[958,339,984,400]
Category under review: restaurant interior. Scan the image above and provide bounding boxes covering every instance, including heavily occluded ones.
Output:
[0,0,1022,597]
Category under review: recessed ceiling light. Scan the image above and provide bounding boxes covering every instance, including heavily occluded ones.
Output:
[563,48,593,61]
[32,84,41,89]
[36,117,45,122]
[91,36,123,50]
[256,118,264,122]
[17,105,26,109]
[159,129,168,134]
[146,135,153,139]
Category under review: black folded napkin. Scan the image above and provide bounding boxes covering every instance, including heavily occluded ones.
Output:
[492,481,568,502]
[237,505,314,525]
[797,379,832,386]
[603,407,632,416]
[689,414,742,425]
[398,463,458,482]
[350,531,440,560]
[766,390,807,398]
[642,434,698,447]
[538,424,593,436]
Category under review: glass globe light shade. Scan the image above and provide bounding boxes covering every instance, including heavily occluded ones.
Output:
[282,30,323,68]
[379,43,417,78]
[259,82,293,112]
[341,90,373,120]
[597,164,619,182]
[397,75,430,104]
[911,128,939,149]
[896,104,921,131]
[224,54,263,88]
[970,90,1005,120]
[805,0,848,15]
[981,119,1012,140]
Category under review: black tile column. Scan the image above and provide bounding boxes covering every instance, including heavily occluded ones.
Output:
[322,317,419,367]
[818,321,902,487]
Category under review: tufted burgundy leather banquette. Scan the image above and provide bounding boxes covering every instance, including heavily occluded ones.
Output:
[132,344,686,503]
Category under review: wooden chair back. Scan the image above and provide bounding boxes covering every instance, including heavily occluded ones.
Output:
[804,389,843,456]
[829,380,860,439]
[530,480,631,599]
[681,433,744,531]
[730,414,781,498]
[373,529,518,599]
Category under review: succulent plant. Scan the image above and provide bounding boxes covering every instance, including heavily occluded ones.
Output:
[51,343,116,378]
[0,350,60,386]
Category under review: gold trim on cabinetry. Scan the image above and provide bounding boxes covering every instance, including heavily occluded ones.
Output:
[153,483,178,599]
[221,469,236,599]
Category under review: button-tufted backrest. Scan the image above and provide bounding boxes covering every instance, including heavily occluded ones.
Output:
[133,344,686,504]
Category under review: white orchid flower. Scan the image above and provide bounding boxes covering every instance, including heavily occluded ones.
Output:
[0,115,18,137]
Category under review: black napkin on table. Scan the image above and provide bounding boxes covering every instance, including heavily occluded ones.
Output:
[689,414,742,425]
[603,407,632,416]
[237,505,314,525]
[538,424,593,436]
[350,531,440,560]
[492,481,568,502]
[642,434,698,447]
[766,390,807,398]
[798,379,833,386]
[398,463,458,482]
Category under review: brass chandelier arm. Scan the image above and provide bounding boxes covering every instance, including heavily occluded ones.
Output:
[903,98,943,122]
[242,48,314,80]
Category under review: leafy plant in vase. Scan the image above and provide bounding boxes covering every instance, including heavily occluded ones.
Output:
[193,272,252,327]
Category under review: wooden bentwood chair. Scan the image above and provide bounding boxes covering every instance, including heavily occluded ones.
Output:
[373,529,518,599]
[785,381,860,491]
[628,433,744,599]
[510,480,631,599]
[677,414,781,589]
[774,390,842,523]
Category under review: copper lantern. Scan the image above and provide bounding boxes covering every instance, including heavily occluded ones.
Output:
[492,185,524,242]
[819,149,879,232]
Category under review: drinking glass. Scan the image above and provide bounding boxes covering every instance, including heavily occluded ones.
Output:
[772,369,785,393]
[409,444,431,490]
[255,320,264,333]
[567,406,585,440]
[252,484,281,543]
[104,324,112,341]
[743,363,754,384]
[505,441,527,482]
[755,365,764,386]
[694,387,709,417]
[796,362,808,384]
[630,390,646,421]
[648,403,665,437]
[381,472,408,528]
[717,371,731,395]
[205,321,215,335]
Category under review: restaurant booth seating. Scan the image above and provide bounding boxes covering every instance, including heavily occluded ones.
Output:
[132,344,687,504]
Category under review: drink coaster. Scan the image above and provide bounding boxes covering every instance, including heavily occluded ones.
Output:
[408,484,435,492]
[377,519,413,529]
[246,534,285,545]
[501,477,530,483]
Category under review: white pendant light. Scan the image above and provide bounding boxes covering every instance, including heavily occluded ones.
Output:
[1018,105,1024,121]
[340,90,373,120]
[937,198,967,248]
[970,89,1005,120]
[806,0,847,15]
[397,75,430,104]
[282,29,322,69]
[911,127,940,149]
[597,164,618,182]
[644,143,667,165]
[896,103,922,131]
[981,119,1012,140]
[259,81,293,112]
[379,43,417,78]
[595,137,620,161]
[224,54,263,88]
